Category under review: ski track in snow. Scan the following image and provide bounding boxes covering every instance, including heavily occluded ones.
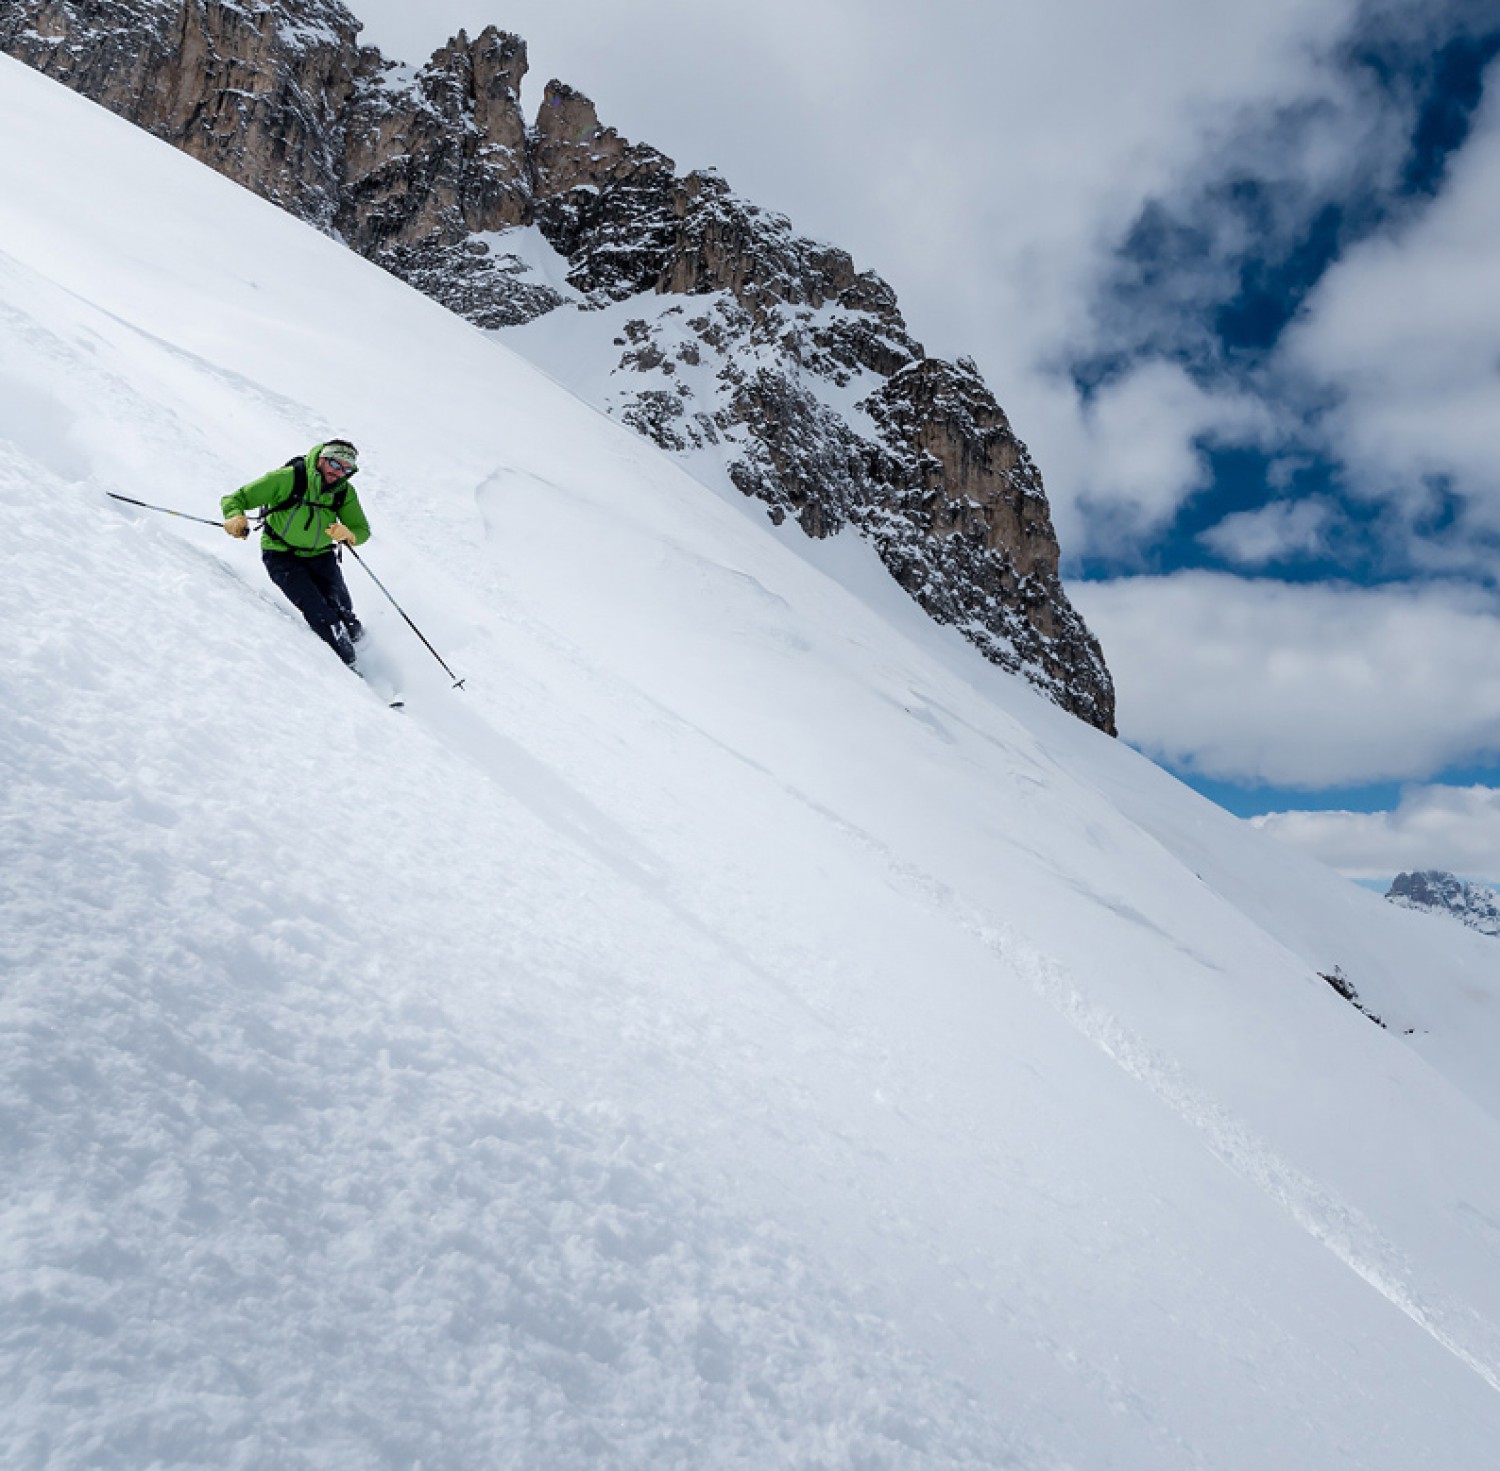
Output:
[1011,947,1500,1398]
[735,762,1500,1399]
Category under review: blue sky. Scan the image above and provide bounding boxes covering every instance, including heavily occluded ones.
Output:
[1073,8,1499,590]
[356,0,1500,883]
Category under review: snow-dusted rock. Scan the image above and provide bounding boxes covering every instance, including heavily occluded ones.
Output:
[1387,870,1500,938]
[0,0,362,228]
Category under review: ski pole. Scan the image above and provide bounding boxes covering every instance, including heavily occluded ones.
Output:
[345,546,466,690]
[106,491,222,527]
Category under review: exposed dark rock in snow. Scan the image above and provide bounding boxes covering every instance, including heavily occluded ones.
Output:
[1317,966,1388,1029]
[1,0,1116,732]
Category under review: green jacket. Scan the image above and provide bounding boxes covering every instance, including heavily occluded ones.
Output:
[221,445,372,557]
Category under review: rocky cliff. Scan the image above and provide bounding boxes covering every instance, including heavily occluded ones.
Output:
[1386,871,1500,939]
[1,0,1116,732]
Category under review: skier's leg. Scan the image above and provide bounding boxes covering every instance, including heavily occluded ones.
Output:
[263,550,357,664]
[313,553,362,641]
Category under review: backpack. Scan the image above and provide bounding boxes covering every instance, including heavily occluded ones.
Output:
[258,456,349,547]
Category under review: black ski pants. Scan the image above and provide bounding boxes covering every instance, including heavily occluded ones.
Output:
[263,548,358,663]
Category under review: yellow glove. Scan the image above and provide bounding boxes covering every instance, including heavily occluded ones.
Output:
[327,521,356,545]
[224,514,249,539]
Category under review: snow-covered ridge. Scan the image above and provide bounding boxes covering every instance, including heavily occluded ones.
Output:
[4,51,1500,1470]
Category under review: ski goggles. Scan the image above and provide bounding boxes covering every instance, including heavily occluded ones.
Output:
[320,443,358,472]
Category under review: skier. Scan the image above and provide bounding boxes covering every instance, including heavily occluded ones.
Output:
[221,439,371,666]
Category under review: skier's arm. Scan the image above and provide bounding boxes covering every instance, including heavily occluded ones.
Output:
[221,465,295,520]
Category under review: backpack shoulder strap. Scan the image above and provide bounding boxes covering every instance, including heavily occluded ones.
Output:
[266,458,349,515]
[265,456,309,514]
[286,457,346,511]
[256,456,313,545]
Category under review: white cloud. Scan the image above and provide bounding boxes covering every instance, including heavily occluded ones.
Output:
[1199,497,1334,565]
[1072,572,1500,786]
[1057,362,1277,548]
[1254,785,1500,885]
[1279,55,1500,541]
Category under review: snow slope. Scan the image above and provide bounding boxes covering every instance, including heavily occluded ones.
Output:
[3,52,1500,1469]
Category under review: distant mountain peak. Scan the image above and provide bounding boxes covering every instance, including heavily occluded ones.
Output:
[1385,869,1500,938]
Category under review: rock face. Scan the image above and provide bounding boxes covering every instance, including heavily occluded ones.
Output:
[1,0,1115,732]
[0,0,361,227]
[1386,871,1500,939]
